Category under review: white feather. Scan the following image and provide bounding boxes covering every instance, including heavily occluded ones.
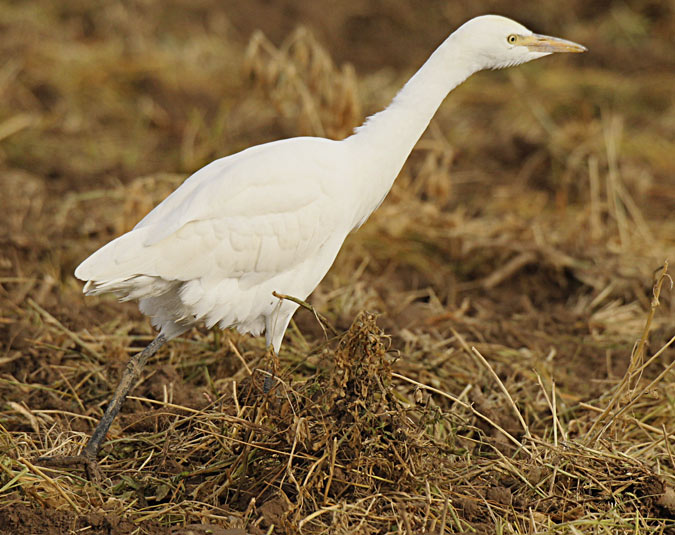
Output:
[75,15,584,352]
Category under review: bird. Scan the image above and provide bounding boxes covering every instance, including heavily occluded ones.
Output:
[41,15,585,480]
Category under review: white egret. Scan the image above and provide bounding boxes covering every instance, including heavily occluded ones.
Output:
[42,15,585,479]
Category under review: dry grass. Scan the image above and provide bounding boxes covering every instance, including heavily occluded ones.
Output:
[1,1,674,534]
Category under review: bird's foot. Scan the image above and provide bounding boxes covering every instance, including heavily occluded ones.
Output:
[37,451,103,483]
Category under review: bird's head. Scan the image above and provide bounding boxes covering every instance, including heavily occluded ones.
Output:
[452,15,586,70]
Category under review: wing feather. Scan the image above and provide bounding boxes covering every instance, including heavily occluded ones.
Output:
[75,137,346,294]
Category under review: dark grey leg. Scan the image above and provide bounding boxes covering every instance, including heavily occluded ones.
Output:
[39,333,167,482]
[262,345,280,394]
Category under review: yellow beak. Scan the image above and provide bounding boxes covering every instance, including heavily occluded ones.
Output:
[522,34,587,53]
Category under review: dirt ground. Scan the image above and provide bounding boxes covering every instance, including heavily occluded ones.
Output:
[1,0,674,534]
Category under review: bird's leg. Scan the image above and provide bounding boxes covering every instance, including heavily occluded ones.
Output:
[82,334,168,464]
[39,333,167,482]
[262,345,279,394]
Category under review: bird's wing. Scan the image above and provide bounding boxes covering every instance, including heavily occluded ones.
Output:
[76,138,346,288]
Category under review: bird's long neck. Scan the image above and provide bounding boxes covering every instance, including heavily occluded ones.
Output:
[345,34,479,221]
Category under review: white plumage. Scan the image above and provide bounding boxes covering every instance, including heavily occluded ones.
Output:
[75,15,585,353]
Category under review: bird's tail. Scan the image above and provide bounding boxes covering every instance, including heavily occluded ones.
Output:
[75,227,172,301]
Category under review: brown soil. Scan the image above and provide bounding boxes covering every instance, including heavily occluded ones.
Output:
[1,0,673,534]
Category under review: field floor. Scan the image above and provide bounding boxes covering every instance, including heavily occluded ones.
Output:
[1,1,674,534]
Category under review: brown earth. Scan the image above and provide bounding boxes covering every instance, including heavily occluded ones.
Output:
[1,0,674,534]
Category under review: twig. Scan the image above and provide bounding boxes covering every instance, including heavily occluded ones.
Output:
[27,298,102,360]
[535,372,567,445]
[228,338,252,375]
[392,372,532,457]
[471,346,532,441]
[587,261,671,442]
[272,291,339,338]
[481,251,536,290]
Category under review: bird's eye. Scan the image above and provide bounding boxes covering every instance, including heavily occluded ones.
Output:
[507,34,518,44]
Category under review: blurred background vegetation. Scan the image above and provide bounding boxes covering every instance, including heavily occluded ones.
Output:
[0,0,673,533]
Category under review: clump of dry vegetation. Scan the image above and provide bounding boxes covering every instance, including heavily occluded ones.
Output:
[243,27,361,139]
[1,1,674,534]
